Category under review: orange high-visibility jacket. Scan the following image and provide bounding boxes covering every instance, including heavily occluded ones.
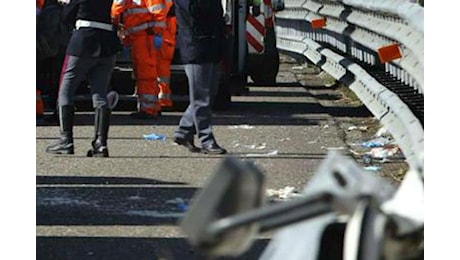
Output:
[111,0,167,36]
[163,0,176,47]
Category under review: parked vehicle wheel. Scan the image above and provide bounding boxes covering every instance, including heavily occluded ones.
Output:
[248,50,279,85]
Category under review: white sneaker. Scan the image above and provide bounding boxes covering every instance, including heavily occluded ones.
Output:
[107,91,119,109]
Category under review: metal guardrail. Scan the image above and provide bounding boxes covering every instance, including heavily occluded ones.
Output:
[275,0,424,175]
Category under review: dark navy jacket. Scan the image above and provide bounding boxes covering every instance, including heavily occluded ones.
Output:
[174,0,225,64]
[62,0,121,58]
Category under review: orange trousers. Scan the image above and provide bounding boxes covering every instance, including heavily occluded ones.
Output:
[157,17,176,107]
[129,34,161,115]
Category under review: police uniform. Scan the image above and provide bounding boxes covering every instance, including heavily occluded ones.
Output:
[46,0,121,157]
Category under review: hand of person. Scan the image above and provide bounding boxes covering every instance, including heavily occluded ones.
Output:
[117,26,127,40]
[153,34,163,49]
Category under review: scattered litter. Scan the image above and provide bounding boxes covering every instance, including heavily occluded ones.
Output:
[321,146,346,151]
[228,124,255,129]
[323,124,330,129]
[347,125,368,132]
[367,146,401,159]
[307,137,319,144]
[364,165,382,171]
[375,126,391,137]
[347,126,358,131]
[178,203,188,212]
[266,186,303,201]
[166,197,189,212]
[280,137,291,142]
[362,154,373,164]
[143,132,166,141]
[233,143,267,149]
[246,150,279,157]
[362,137,391,148]
[291,65,305,70]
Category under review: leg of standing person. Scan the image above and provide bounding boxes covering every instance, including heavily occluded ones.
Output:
[174,62,227,154]
[86,55,116,157]
[130,34,162,119]
[157,49,174,108]
[173,91,200,152]
[45,55,92,154]
[157,16,176,108]
[43,51,67,123]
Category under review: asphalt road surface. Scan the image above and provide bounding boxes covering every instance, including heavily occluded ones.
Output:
[36,55,403,259]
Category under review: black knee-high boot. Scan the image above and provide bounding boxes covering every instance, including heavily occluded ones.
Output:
[87,108,111,157]
[46,105,74,154]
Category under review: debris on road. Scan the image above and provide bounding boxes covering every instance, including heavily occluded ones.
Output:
[291,65,305,70]
[367,146,401,159]
[364,165,382,171]
[375,126,391,137]
[233,143,267,149]
[246,150,279,157]
[340,118,408,183]
[321,146,346,151]
[143,132,167,141]
[361,137,392,148]
[307,136,320,144]
[266,186,303,202]
[347,125,368,132]
[227,124,255,129]
[166,198,189,212]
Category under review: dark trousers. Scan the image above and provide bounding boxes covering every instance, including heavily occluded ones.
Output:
[174,62,220,146]
[58,55,116,109]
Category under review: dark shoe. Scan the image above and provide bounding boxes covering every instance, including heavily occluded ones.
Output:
[130,111,160,119]
[201,143,227,155]
[46,138,74,154]
[45,105,74,155]
[174,136,200,153]
[87,146,108,157]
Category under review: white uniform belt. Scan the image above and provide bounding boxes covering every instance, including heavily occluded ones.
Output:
[76,19,114,31]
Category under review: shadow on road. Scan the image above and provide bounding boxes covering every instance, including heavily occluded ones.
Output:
[37,176,188,186]
[38,101,369,127]
[37,176,196,226]
[37,236,270,260]
[36,175,270,259]
[37,81,370,127]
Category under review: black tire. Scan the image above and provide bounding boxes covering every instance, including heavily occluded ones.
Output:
[249,73,277,86]
[248,50,280,85]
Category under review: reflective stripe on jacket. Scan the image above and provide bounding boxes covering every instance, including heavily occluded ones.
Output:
[111,0,167,35]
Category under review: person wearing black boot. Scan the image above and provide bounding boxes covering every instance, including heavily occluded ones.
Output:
[45,0,121,157]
